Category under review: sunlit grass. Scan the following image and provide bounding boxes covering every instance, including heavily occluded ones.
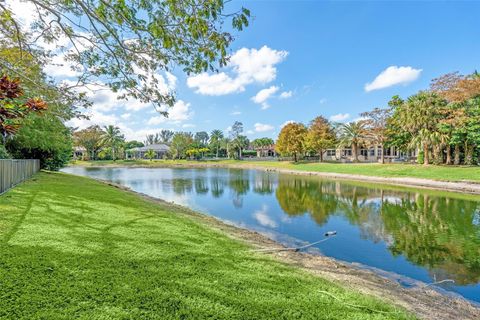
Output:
[0,172,413,319]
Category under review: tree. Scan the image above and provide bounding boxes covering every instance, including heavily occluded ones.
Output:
[102,125,124,161]
[159,130,174,145]
[360,108,392,164]
[170,132,193,159]
[0,1,250,112]
[275,122,307,162]
[229,121,246,159]
[124,141,144,150]
[388,92,446,165]
[209,129,224,158]
[194,131,209,146]
[252,137,274,148]
[337,121,367,162]
[304,116,336,162]
[74,125,105,160]
[1,47,80,169]
[0,75,48,144]
[144,149,156,161]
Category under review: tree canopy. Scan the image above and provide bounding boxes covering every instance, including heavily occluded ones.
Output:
[0,0,250,113]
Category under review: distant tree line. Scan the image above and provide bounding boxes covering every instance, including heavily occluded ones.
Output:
[275,71,480,165]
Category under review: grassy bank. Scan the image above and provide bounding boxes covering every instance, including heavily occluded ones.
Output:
[0,172,412,319]
[72,159,480,183]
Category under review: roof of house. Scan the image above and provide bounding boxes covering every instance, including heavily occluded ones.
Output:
[129,144,170,152]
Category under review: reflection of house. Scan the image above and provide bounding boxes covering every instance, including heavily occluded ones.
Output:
[254,144,277,157]
[73,147,87,160]
[321,145,417,163]
[127,144,169,159]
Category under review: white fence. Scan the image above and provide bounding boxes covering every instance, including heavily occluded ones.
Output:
[0,159,40,194]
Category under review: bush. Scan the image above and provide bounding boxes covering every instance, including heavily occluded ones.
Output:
[417,150,424,164]
[0,144,11,159]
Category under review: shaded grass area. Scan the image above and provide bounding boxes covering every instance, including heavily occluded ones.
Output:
[73,159,480,182]
[0,172,413,319]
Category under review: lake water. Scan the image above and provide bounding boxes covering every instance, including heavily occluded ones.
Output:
[62,166,480,302]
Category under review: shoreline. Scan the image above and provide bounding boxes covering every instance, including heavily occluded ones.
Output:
[71,161,480,195]
[96,177,480,320]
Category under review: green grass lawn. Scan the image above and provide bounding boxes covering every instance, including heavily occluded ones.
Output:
[0,172,413,319]
[73,159,480,182]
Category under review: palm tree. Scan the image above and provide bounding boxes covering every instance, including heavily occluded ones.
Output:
[145,149,156,161]
[102,125,124,161]
[209,129,224,158]
[337,121,367,162]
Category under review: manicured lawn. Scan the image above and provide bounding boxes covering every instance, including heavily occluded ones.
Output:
[73,159,480,182]
[0,172,413,319]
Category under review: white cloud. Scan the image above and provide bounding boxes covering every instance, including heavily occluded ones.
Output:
[246,130,255,135]
[280,120,295,128]
[252,86,279,104]
[279,91,293,99]
[365,66,422,92]
[121,113,131,120]
[182,123,196,128]
[187,46,288,95]
[329,113,350,122]
[254,123,274,132]
[253,205,277,228]
[147,100,193,125]
[252,86,279,110]
[319,98,327,104]
[67,111,119,130]
[231,111,242,116]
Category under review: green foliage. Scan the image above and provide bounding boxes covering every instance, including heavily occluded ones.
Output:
[209,129,224,157]
[7,112,72,170]
[144,149,156,161]
[170,132,194,159]
[124,140,144,149]
[0,144,10,159]
[0,1,250,111]
[252,137,274,148]
[74,126,105,160]
[101,125,125,161]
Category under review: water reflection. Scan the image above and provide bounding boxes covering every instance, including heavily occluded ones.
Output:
[61,166,480,301]
[275,175,480,286]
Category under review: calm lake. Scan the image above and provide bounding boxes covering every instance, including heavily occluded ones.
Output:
[62,166,480,302]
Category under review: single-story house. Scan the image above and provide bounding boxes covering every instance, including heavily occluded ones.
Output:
[127,144,170,160]
[321,145,417,163]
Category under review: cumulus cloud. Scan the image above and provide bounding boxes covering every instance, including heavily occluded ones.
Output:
[253,205,277,228]
[365,66,422,92]
[254,123,274,132]
[187,46,288,95]
[67,111,119,130]
[329,113,350,122]
[147,100,193,125]
[279,91,293,99]
[251,86,279,109]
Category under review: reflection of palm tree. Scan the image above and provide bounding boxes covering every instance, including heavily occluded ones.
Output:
[194,178,209,194]
[210,176,226,198]
[253,173,275,195]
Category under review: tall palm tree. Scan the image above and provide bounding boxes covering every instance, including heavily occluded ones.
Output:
[337,121,367,162]
[102,125,124,161]
[209,129,224,158]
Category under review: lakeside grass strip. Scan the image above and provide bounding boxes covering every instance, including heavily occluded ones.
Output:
[0,172,414,319]
[73,159,480,184]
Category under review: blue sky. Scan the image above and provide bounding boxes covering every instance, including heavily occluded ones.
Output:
[10,0,480,141]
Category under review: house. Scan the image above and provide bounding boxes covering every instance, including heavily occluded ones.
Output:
[254,144,277,158]
[73,146,87,160]
[321,145,417,163]
[127,144,170,160]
